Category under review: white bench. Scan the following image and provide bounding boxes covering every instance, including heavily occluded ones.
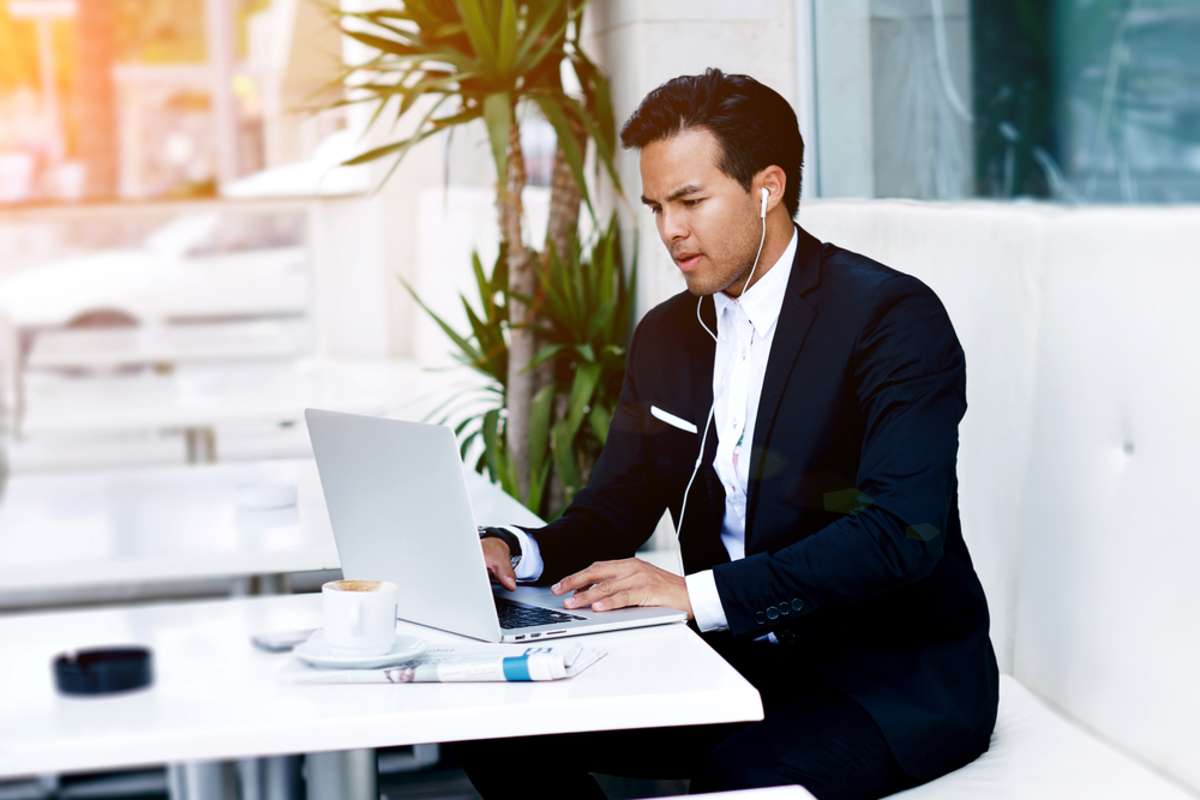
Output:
[793,200,1199,798]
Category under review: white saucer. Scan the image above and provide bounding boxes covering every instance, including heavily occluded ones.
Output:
[294,630,426,669]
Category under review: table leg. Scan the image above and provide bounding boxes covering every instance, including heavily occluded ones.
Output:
[200,427,217,463]
[305,749,377,800]
[238,755,302,800]
[168,761,238,800]
[257,573,289,595]
[230,573,288,596]
[182,427,217,464]
[184,429,199,464]
[263,755,303,800]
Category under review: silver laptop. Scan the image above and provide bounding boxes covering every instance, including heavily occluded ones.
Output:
[305,408,687,643]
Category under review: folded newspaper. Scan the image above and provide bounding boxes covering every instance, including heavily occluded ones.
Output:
[283,641,606,684]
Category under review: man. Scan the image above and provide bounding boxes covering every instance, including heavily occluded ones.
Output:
[461,68,998,799]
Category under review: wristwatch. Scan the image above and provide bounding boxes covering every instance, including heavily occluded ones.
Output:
[477,526,522,572]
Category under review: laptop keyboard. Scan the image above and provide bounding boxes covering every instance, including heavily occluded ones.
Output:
[494,596,587,629]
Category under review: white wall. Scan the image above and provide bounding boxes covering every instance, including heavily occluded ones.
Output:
[316,15,497,359]
[412,187,549,368]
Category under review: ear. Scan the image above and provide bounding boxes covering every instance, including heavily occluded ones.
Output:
[754,165,788,215]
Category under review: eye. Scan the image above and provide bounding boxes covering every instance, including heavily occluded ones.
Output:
[649,206,662,216]
[682,198,704,208]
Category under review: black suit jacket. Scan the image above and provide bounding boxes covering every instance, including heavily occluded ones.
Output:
[524,225,999,783]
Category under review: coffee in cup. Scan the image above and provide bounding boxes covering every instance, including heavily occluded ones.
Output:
[321,579,398,655]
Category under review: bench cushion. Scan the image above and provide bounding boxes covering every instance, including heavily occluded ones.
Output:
[887,675,1191,799]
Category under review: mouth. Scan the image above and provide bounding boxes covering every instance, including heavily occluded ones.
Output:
[673,252,704,272]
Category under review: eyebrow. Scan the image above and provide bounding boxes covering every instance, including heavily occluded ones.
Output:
[640,184,704,206]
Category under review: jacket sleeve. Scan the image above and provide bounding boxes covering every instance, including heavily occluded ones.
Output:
[525,316,671,583]
[712,276,966,638]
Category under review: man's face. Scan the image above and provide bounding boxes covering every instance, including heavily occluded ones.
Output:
[639,126,760,296]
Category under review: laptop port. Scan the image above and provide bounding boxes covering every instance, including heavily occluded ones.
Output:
[529,633,541,638]
[547,631,566,636]
[514,635,525,640]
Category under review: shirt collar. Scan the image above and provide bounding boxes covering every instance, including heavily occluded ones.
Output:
[713,224,798,338]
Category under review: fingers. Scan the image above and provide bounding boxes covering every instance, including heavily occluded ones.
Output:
[552,559,628,596]
[489,560,516,591]
[551,568,594,596]
[555,559,687,616]
[565,575,638,610]
[481,540,516,591]
[592,590,634,611]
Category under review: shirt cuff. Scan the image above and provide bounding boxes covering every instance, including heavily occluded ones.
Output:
[685,569,729,632]
[503,526,544,582]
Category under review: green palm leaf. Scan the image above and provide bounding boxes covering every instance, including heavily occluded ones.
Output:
[329,2,628,520]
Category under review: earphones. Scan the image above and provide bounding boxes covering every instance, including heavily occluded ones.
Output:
[674,187,770,544]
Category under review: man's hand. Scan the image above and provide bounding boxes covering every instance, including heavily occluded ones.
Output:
[481,537,517,591]
[552,558,694,620]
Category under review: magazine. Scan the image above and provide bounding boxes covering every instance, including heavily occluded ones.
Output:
[283,640,606,684]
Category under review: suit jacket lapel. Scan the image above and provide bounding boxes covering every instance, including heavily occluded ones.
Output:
[745,226,823,547]
[682,293,717,426]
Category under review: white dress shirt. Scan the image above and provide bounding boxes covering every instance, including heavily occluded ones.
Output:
[507,226,799,634]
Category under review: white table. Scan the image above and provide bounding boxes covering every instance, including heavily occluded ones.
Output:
[18,358,484,462]
[0,457,544,595]
[0,593,764,795]
[26,320,309,371]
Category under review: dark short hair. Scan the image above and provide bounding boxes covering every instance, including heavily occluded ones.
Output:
[619,68,804,217]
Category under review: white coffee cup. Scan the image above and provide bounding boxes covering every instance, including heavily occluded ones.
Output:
[321,579,398,656]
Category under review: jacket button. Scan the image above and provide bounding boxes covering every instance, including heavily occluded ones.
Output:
[778,604,790,616]
[791,598,804,612]
[766,606,779,621]
[754,611,766,624]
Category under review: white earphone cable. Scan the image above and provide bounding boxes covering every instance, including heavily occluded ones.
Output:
[675,192,769,547]
[673,403,716,546]
[739,198,769,297]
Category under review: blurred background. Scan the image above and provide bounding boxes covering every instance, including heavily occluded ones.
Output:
[1,1,1198,798]
[1,0,1196,473]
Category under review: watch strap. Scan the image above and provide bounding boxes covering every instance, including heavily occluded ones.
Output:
[477,526,522,562]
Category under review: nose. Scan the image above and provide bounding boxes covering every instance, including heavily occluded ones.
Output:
[659,207,688,245]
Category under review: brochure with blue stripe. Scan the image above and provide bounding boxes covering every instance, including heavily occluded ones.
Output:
[285,641,606,684]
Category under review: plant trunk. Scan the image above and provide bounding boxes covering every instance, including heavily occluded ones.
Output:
[547,392,570,514]
[501,117,535,500]
[539,118,587,514]
[543,116,587,266]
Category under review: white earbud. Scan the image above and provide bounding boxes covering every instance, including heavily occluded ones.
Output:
[759,187,769,219]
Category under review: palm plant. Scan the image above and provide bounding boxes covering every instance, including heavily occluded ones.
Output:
[330,0,623,505]
[404,216,635,519]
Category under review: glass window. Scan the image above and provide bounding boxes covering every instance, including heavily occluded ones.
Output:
[811,0,1200,203]
[0,0,343,206]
